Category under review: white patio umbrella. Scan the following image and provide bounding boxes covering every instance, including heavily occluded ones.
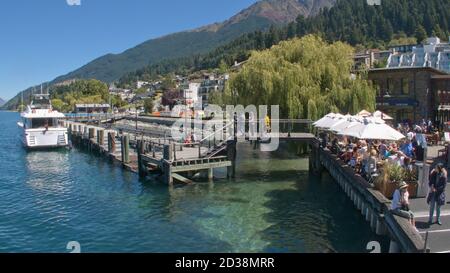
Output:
[358,110,372,117]
[313,113,335,127]
[314,113,345,129]
[338,118,405,141]
[330,116,363,133]
[364,116,386,124]
[373,110,394,120]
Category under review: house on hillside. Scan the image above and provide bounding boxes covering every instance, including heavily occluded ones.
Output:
[109,87,134,101]
[198,73,229,103]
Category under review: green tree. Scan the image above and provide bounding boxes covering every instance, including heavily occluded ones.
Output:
[218,59,228,74]
[136,87,148,95]
[143,98,154,114]
[225,35,376,119]
[161,75,176,91]
[51,99,65,112]
[415,25,427,43]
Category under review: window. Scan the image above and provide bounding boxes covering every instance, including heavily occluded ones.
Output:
[372,80,381,97]
[401,78,409,95]
[396,109,413,124]
[31,118,54,129]
[387,78,393,93]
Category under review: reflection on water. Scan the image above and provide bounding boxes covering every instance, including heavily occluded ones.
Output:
[25,151,71,193]
[0,111,384,253]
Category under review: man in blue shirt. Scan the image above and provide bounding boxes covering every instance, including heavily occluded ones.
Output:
[400,139,414,158]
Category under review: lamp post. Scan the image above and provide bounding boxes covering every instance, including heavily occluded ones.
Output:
[135,102,138,141]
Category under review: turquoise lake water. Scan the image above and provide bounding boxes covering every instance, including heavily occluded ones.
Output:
[0,111,383,253]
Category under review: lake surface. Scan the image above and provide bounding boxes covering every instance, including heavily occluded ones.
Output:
[0,111,384,253]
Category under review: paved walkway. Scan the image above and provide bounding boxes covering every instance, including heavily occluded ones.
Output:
[409,144,450,253]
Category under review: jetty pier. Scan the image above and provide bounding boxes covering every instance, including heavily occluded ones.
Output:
[60,116,427,253]
[61,117,314,184]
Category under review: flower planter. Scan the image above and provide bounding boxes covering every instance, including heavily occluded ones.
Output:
[406,181,418,198]
[383,180,398,199]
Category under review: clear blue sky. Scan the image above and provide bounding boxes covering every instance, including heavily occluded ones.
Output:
[0,0,258,100]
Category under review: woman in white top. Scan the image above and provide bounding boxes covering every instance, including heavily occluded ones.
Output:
[391,181,415,227]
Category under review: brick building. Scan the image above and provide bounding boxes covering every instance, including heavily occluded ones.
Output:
[368,67,449,125]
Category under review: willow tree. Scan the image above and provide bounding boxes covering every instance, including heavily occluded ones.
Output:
[224,35,376,119]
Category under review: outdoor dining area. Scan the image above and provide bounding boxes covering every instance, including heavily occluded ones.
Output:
[314,110,425,199]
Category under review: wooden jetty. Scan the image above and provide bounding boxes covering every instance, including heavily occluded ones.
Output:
[61,118,315,185]
[61,119,238,185]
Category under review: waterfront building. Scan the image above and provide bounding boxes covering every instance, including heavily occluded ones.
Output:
[368,67,450,124]
[369,37,450,125]
[75,104,110,114]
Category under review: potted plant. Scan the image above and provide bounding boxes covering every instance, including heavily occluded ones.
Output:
[404,168,418,198]
[375,163,405,198]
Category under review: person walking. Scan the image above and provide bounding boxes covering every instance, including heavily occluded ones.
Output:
[428,163,447,225]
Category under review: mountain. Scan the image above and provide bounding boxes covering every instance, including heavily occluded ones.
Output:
[118,0,450,87]
[0,98,5,107]
[53,0,334,83]
[2,0,335,110]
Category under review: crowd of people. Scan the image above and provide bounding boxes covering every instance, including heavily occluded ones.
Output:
[321,118,447,230]
[328,133,425,184]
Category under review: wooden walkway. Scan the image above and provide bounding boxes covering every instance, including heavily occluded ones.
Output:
[62,118,315,185]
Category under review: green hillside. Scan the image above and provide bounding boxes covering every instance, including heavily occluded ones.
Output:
[118,0,450,87]
[2,0,336,110]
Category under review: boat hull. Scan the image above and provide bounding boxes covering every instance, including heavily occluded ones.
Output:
[20,128,69,149]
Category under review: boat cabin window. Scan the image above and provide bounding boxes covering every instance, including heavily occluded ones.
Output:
[30,118,55,129]
[31,95,51,109]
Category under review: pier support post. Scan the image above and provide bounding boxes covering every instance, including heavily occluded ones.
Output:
[208,168,214,182]
[121,134,130,164]
[67,124,72,138]
[137,140,147,178]
[88,127,95,140]
[163,144,173,185]
[108,132,116,154]
[309,142,322,175]
[98,130,105,146]
[226,140,237,178]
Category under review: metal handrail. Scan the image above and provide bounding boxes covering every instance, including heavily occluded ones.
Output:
[199,121,234,143]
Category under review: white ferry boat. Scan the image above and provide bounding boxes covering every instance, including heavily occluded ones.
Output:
[17,94,68,149]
